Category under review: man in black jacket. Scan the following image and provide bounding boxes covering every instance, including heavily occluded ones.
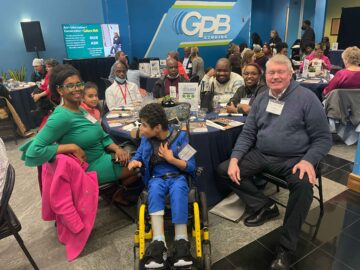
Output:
[300,20,315,52]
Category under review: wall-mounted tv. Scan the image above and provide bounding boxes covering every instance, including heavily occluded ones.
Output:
[62,24,120,59]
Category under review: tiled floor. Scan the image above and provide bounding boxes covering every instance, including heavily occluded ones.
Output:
[1,138,359,270]
[213,154,360,270]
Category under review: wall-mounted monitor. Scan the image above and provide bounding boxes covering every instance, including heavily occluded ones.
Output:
[62,24,120,59]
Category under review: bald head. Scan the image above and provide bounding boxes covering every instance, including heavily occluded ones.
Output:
[216,58,231,70]
[166,58,179,78]
[215,58,231,84]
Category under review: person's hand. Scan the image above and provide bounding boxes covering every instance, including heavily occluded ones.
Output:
[227,158,241,185]
[238,104,251,114]
[206,68,216,77]
[158,142,174,163]
[226,102,237,113]
[72,144,86,163]
[128,160,142,170]
[292,160,316,185]
[114,148,130,166]
[31,93,40,102]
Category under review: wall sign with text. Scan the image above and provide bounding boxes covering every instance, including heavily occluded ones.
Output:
[145,0,251,58]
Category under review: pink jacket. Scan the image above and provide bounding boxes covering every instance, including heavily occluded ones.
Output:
[300,53,331,71]
[41,154,99,261]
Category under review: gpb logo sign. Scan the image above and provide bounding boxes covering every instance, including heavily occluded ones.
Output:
[174,11,231,38]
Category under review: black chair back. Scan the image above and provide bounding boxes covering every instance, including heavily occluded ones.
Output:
[0,164,15,223]
[100,77,113,89]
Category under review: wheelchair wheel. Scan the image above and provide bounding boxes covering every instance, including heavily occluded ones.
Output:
[138,204,147,260]
[193,202,202,258]
[202,242,211,270]
[134,246,141,270]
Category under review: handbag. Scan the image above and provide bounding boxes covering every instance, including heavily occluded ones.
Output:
[163,102,191,123]
[199,81,214,112]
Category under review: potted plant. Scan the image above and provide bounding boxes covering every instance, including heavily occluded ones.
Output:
[7,66,26,82]
[308,66,316,78]
[161,95,176,107]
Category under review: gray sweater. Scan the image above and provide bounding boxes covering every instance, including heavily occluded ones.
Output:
[231,81,332,165]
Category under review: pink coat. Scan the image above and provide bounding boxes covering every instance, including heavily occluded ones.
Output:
[41,154,99,261]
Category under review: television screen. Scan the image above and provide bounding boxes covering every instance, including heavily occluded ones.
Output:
[62,24,120,59]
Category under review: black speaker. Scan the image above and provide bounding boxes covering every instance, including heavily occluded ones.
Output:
[20,21,46,52]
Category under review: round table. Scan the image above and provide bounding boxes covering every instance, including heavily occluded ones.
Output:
[299,80,328,101]
[102,113,245,206]
[9,83,41,129]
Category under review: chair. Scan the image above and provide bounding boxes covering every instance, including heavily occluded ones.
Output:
[99,141,144,223]
[260,163,324,217]
[0,110,18,145]
[134,167,211,270]
[100,77,113,89]
[0,164,39,269]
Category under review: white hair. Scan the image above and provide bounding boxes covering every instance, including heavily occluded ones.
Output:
[266,54,293,72]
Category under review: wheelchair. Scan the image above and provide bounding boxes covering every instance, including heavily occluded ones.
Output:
[133,167,211,270]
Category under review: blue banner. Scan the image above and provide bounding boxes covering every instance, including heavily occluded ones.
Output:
[145,0,252,58]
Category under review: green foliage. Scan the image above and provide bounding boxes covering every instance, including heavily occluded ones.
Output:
[7,66,26,81]
[308,66,316,72]
[1,71,7,81]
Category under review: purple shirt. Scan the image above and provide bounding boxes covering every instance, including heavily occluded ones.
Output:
[323,69,360,96]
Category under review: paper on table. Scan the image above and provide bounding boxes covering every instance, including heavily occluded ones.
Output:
[112,106,134,111]
[122,123,136,131]
[206,120,225,130]
[106,114,120,119]
[228,121,244,127]
[108,122,123,128]
[218,113,243,117]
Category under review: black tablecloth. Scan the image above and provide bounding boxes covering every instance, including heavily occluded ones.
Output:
[63,57,115,100]
[9,86,41,129]
[139,77,158,93]
[102,113,245,206]
[328,50,344,68]
[300,82,328,101]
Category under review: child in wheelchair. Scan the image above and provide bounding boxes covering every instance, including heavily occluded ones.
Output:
[128,103,196,269]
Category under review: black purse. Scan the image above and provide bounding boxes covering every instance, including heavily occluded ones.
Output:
[200,81,214,112]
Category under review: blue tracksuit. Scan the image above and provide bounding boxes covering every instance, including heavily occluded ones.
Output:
[131,129,196,224]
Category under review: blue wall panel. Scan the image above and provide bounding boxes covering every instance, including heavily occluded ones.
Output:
[314,0,327,43]
[0,0,104,80]
[271,0,289,41]
[251,0,273,45]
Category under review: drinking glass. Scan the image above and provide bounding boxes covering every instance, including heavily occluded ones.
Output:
[197,108,207,121]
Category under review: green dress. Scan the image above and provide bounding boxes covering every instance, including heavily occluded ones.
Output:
[20,106,122,184]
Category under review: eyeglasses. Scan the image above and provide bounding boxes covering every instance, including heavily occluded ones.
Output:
[266,70,289,76]
[59,82,85,90]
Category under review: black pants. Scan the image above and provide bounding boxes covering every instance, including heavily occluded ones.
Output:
[217,149,313,252]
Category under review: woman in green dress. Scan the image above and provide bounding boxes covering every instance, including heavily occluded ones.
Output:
[20,64,137,203]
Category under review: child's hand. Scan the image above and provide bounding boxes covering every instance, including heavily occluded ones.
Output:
[158,142,174,163]
[128,160,142,170]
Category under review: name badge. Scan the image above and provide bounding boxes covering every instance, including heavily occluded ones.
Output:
[169,86,177,99]
[266,99,284,115]
[178,144,197,161]
[85,113,97,123]
[240,98,250,105]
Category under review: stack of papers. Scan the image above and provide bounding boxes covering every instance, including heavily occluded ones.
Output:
[206,118,244,130]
